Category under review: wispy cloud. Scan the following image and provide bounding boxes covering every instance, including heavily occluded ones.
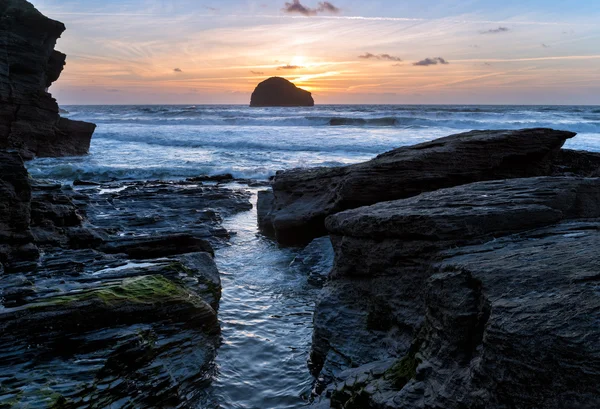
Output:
[481,26,510,34]
[413,57,449,66]
[277,64,303,70]
[358,52,402,62]
[282,0,340,16]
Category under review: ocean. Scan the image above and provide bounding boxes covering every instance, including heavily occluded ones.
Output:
[25,105,600,409]
[28,105,600,182]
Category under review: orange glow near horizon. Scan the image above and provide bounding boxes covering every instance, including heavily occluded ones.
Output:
[35,2,600,105]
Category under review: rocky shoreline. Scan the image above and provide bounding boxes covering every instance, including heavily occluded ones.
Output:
[1,1,599,408]
[0,153,256,406]
[257,128,600,408]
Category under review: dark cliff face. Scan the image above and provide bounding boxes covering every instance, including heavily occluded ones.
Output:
[250,77,315,107]
[0,0,96,159]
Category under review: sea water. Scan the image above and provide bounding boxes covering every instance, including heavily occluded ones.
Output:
[26,105,600,408]
[28,105,600,181]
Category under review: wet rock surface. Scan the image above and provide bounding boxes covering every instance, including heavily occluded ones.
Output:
[310,175,600,407]
[0,151,37,272]
[317,222,600,409]
[258,128,576,246]
[0,0,95,158]
[250,77,315,107]
[0,170,254,407]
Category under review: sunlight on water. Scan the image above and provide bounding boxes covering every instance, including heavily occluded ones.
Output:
[208,191,319,409]
[27,105,600,182]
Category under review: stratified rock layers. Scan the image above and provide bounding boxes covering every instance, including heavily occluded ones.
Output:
[254,129,600,408]
[0,153,255,406]
[0,0,95,158]
[258,128,576,246]
[250,77,315,107]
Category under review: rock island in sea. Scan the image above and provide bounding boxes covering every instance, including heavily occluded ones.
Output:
[1,1,599,408]
[250,76,315,107]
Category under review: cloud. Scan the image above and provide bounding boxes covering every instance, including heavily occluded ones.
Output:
[318,1,340,13]
[277,64,303,70]
[481,26,510,34]
[282,0,340,16]
[174,68,182,72]
[251,70,265,75]
[358,52,402,62]
[413,57,450,66]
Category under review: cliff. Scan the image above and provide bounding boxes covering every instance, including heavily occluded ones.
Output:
[250,77,315,107]
[0,0,95,159]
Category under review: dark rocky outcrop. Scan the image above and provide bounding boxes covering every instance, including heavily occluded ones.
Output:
[0,0,95,158]
[258,128,575,246]
[250,76,315,107]
[0,166,255,406]
[310,176,600,408]
[0,150,38,272]
[315,220,600,409]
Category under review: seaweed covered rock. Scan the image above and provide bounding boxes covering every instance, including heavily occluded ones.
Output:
[258,128,575,246]
[250,77,314,107]
[0,174,254,407]
[0,258,222,408]
[0,0,95,158]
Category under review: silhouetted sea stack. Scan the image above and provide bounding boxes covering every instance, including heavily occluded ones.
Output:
[250,77,314,107]
[0,0,96,159]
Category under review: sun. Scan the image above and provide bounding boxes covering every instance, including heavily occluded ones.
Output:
[290,56,306,67]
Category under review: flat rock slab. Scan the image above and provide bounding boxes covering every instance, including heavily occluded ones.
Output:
[259,128,575,246]
[326,176,600,277]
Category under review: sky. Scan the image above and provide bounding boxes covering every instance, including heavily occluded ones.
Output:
[33,0,600,105]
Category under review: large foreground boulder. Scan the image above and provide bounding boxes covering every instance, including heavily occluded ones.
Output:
[0,0,95,158]
[310,176,600,408]
[258,128,575,246]
[250,77,315,107]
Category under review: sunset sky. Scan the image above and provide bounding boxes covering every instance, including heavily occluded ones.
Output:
[34,0,600,105]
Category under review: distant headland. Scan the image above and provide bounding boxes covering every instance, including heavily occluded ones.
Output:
[250,77,314,107]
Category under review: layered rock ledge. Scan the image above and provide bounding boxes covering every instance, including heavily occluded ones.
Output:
[0,0,95,158]
[0,157,254,407]
[258,128,576,246]
[255,127,600,408]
